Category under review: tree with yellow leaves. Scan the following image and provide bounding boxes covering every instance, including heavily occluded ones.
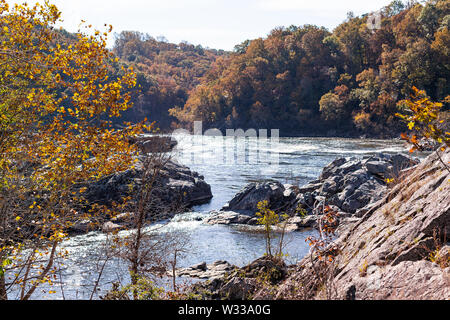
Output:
[256,200,289,259]
[0,1,146,300]
[396,86,450,172]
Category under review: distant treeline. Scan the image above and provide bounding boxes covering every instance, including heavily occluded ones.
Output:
[113,0,449,137]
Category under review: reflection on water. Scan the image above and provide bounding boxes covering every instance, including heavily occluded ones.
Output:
[14,136,411,300]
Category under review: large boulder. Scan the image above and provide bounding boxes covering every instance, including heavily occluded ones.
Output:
[296,153,419,215]
[83,159,212,210]
[187,256,288,300]
[189,150,449,300]
[221,181,298,215]
[68,159,212,234]
[205,181,299,228]
[173,261,237,280]
[204,211,253,225]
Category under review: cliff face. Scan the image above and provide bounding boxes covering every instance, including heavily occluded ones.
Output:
[277,149,450,300]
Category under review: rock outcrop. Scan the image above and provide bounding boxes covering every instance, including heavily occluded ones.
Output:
[70,159,212,234]
[83,159,212,209]
[204,211,256,226]
[206,153,418,230]
[306,153,418,215]
[275,149,449,300]
[222,181,295,213]
[326,149,449,300]
[188,256,288,300]
[173,261,237,280]
[189,149,449,300]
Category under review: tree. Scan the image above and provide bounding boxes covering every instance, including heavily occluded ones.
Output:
[0,1,144,300]
[383,0,406,17]
[234,39,251,54]
[418,2,442,38]
[111,30,222,129]
[319,93,345,122]
[396,86,450,155]
[109,140,186,299]
[256,201,288,259]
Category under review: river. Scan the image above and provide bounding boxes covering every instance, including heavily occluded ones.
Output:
[9,136,410,300]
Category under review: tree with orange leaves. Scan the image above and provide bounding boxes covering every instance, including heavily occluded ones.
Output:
[396,86,449,172]
[396,86,449,152]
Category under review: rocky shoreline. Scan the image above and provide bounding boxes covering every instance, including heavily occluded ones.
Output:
[63,139,448,300]
[69,158,213,234]
[182,149,450,300]
[204,153,419,232]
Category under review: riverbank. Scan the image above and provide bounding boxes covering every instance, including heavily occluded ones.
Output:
[8,136,421,300]
[69,157,213,234]
[185,148,450,300]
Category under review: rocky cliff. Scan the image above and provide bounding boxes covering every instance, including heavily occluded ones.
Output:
[274,148,449,300]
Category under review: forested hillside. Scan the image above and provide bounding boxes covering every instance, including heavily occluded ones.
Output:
[167,0,449,137]
[112,32,227,128]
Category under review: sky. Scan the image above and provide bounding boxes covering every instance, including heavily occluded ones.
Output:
[9,0,395,50]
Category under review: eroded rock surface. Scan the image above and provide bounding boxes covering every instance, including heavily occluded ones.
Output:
[275,149,450,300]
[221,181,293,213]
[173,261,237,280]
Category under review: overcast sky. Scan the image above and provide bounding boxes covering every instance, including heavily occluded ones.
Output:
[10,0,395,50]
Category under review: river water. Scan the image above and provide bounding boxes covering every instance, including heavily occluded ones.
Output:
[10,136,411,300]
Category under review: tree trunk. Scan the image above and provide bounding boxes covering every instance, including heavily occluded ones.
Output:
[172,251,177,292]
[0,273,7,300]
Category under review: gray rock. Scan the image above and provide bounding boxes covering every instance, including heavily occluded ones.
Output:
[83,159,213,211]
[218,277,258,300]
[204,211,252,225]
[209,153,418,232]
[292,153,419,215]
[186,257,288,300]
[298,215,319,228]
[275,149,450,300]
[298,182,323,194]
[283,184,299,199]
[191,262,207,271]
[247,218,259,226]
[365,160,392,177]
[175,261,236,279]
[320,158,347,180]
[286,215,319,229]
[222,181,288,213]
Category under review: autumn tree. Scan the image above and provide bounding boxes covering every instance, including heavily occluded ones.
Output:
[0,1,145,300]
[255,201,289,259]
[396,86,450,159]
[319,93,345,122]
